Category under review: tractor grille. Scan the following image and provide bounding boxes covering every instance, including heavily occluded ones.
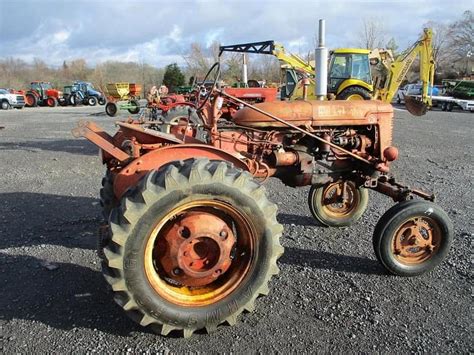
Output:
[16,95,25,103]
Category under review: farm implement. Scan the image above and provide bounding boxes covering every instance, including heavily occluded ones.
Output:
[105,82,142,117]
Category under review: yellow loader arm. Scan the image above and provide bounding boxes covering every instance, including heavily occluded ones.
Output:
[272,43,315,76]
[375,28,435,115]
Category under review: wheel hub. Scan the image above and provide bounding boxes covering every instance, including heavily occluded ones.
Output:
[322,181,357,216]
[159,211,236,287]
[393,217,439,264]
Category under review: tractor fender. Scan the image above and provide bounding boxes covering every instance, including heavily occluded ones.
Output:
[113,144,249,199]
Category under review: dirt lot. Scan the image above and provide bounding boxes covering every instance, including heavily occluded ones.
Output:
[0,105,472,353]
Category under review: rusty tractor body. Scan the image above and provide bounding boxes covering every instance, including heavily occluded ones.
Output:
[73,63,453,338]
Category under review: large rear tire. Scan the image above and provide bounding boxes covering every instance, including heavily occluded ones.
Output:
[308,180,368,227]
[25,93,38,107]
[102,159,283,337]
[373,200,453,276]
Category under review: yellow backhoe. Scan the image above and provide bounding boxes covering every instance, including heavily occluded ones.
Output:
[220,28,435,116]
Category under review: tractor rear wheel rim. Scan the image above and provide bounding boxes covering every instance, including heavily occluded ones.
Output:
[144,199,256,306]
[321,181,359,217]
[391,217,441,265]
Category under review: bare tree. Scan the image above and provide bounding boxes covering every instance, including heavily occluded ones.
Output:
[423,21,451,70]
[447,10,473,75]
[182,42,214,80]
[358,18,386,49]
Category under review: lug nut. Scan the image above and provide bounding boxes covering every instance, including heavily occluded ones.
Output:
[219,230,228,239]
[173,267,182,275]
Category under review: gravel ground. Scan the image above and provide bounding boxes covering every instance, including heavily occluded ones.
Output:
[0,105,472,353]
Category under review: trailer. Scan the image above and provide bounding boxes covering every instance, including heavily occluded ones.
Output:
[104,83,142,117]
[432,95,474,112]
[409,95,474,112]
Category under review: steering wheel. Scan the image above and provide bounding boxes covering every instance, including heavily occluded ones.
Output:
[196,62,221,111]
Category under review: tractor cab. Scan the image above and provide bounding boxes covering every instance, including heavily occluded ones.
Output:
[31,81,53,98]
[327,49,373,100]
[74,81,96,95]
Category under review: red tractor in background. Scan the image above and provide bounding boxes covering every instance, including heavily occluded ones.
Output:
[24,81,63,107]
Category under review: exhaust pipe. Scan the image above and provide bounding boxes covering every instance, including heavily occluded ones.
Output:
[242,54,248,88]
[315,19,328,100]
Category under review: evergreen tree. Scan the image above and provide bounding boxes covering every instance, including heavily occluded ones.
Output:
[163,63,185,91]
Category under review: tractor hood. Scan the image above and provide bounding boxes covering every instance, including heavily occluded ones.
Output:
[88,88,103,97]
[233,100,393,128]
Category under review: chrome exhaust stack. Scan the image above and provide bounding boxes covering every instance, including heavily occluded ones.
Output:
[315,19,328,101]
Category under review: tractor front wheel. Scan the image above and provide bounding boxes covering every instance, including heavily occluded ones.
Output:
[47,97,57,107]
[105,102,118,117]
[373,200,452,276]
[87,97,98,106]
[101,159,283,337]
[337,86,372,100]
[308,180,369,227]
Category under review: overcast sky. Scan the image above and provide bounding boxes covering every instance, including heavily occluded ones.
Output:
[0,0,470,67]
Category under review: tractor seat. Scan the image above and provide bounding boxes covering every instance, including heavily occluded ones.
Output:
[233,100,393,128]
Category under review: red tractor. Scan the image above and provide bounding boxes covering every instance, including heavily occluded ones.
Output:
[72,62,452,337]
[24,81,63,107]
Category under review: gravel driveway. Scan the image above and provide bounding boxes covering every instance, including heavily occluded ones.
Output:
[0,105,472,353]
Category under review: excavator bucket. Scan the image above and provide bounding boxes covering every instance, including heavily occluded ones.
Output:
[404,96,428,116]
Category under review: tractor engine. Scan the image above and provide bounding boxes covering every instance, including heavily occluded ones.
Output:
[230,99,396,186]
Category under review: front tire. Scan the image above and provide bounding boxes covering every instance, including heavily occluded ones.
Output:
[102,159,283,337]
[337,86,372,100]
[87,97,98,106]
[308,180,369,227]
[47,97,57,107]
[373,200,453,277]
